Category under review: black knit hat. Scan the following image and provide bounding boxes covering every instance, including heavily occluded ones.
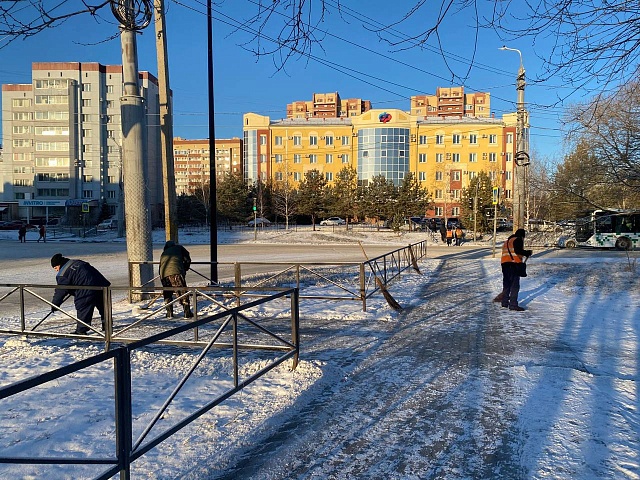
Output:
[515,228,526,238]
[50,253,69,268]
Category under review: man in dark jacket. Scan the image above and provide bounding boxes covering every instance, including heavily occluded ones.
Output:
[159,241,193,318]
[500,229,533,311]
[50,253,111,334]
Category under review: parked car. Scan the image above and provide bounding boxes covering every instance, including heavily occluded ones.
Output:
[97,218,118,230]
[320,217,346,226]
[426,218,443,232]
[247,217,271,227]
[446,217,462,229]
[0,220,27,230]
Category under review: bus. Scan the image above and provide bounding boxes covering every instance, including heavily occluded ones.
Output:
[568,209,640,250]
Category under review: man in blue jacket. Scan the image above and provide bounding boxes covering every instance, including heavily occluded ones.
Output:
[50,253,111,334]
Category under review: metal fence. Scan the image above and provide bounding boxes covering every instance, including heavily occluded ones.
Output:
[131,241,427,312]
[0,288,299,479]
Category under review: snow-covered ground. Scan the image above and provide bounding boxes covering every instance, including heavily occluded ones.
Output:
[0,226,638,479]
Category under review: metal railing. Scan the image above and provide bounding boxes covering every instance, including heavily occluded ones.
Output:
[132,241,426,312]
[0,288,299,479]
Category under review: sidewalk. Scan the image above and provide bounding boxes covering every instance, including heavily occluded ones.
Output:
[202,251,638,480]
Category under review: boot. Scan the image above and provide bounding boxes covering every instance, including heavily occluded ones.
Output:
[183,305,193,318]
[165,303,174,318]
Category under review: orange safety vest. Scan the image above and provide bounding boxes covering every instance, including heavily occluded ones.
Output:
[446,229,453,238]
[501,236,524,264]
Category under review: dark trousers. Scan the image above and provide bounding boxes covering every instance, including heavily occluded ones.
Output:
[501,263,521,308]
[161,274,190,307]
[76,294,105,331]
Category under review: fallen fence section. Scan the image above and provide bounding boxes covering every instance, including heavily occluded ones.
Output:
[0,288,299,480]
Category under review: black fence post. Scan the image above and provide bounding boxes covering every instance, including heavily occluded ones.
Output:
[114,347,132,480]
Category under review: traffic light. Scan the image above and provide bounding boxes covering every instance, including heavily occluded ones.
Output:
[468,198,474,209]
[252,198,257,212]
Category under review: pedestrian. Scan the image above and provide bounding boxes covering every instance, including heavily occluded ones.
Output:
[455,225,464,246]
[439,221,447,243]
[159,241,193,318]
[50,253,111,334]
[446,227,453,246]
[18,225,27,243]
[500,229,533,311]
[37,225,46,243]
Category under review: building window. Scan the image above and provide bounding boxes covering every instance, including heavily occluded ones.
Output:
[436,135,444,145]
[489,134,497,144]
[309,154,318,164]
[82,98,91,107]
[106,100,114,109]
[419,171,426,181]
[435,206,443,216]
[325,136,334,146]
[293,135,302,146]
[275,136,283,146]
[505,171,512,180]
[436,153,443,163]
[452,171,461,181]
[419,135,427,145]
[260,134,267,146]
[489,152,497,162]
[294,154,301,164]
[83,190,93,198]
[469,153,477,163]
[275,172,283,181]
[325,154,333,163]
[260,154,266,163]
[506,133,514,144]
[82,174,92,182]
[435,189,443,199]
[469,134,477,144]
[107,190,116,199]
[452,207,460,216]
[325,172,333,181]
[419,153,427,163]
[452,153,460,163]
[309,135,318,146]
[293,172,301,181]
[505,189,512,199]
[107,85,114,94]
[452,134,461,144]
[451,190,460,199]
[435,171,443,181]
[341,136,350,145]
[274,154,283,163]
[506,152,513,162]
[468,171,477,179]
[339,154,348,163]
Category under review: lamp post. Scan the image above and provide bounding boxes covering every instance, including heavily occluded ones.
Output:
[499,46,529,232]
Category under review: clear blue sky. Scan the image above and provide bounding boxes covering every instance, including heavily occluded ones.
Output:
[0,0,584,165]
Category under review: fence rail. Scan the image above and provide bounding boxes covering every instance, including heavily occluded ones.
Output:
[0,288,299,479]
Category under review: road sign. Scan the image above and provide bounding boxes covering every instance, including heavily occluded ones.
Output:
[492,187,500,205]
[82,203,90,213]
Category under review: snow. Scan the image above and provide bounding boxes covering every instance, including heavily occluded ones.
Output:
[0,226,639,479]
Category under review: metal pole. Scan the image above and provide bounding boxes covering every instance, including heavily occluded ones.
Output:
[473,181,478,242]
[207,0,218,283]
[119,4,154,301]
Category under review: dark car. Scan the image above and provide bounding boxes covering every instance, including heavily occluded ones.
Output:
[0,220,26,230]
[446,217,462,229]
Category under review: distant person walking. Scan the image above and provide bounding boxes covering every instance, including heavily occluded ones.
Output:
[18,225,27,243]
[159,241,193,318]
[446,228,453,246]
[500,229,533,311]
[439,222,447,243]
[455,225,464,246]
[37,225,46,243]
[50,253,111,334]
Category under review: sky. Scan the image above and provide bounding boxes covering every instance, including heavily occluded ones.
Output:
[0,0,592,166]
[0,227,638,478]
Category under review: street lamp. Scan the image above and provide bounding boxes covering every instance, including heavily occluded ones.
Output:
[499,45,529,232]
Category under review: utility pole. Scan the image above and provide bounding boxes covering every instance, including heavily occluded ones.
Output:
[154,0,178,243]
[113,0,154,300]
[207,0,218,283]
[499,46,530,232]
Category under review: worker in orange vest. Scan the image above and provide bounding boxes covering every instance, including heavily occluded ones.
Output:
[500,228,533,311]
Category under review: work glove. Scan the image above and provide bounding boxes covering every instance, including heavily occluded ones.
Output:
[51,306,56,313]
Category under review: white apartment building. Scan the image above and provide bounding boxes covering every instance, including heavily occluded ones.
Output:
[1,62,163,224]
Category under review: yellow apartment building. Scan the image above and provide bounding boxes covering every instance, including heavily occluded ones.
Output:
[243,106,521,219]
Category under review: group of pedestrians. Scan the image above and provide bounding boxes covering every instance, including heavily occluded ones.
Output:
[17,224,46,243]
[439,223,465,246]
[48,240,193,334]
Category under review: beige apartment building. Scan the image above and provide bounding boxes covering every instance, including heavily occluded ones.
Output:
[287,92,372,119]
[244,87,523,219]
[1,62,163,223]
[173,137,243,195]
